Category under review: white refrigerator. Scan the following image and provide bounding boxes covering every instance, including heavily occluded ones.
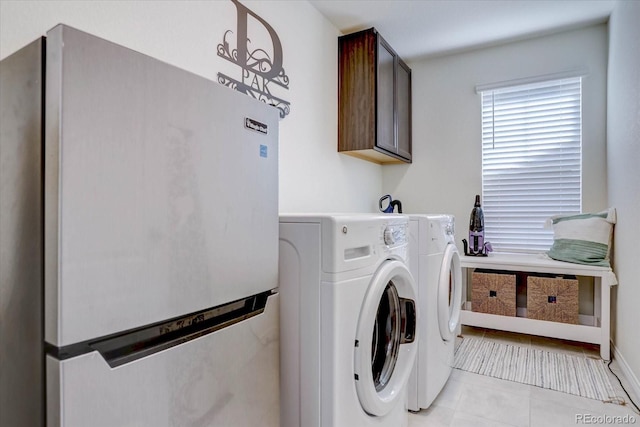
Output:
[0,25,280,427]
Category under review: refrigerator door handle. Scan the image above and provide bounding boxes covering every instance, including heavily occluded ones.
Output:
[46,290,274,368]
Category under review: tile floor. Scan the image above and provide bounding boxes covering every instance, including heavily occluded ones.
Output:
[408,326,640,427]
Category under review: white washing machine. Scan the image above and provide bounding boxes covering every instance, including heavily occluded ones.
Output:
[406,214,462,411]
[279,214,418,427]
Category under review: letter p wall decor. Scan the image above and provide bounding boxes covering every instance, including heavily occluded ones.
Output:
[218,0,291,119]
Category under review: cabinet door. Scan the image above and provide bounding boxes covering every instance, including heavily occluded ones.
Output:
[396,59,412,162]
[376,37,396,155]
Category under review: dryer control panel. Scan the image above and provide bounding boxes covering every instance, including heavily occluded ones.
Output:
[382,222,408,247]
[380,219,409,264]
[318,214,410,274]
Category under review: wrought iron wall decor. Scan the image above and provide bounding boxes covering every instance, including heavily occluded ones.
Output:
[218,0,291,118]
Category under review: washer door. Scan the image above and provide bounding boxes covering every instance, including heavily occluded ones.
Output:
[354,260,417,417]
[438,243,462,341]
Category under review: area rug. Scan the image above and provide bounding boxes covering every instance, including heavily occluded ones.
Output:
[453,337,617,401]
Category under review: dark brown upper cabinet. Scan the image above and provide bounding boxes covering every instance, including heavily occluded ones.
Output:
[338,28,412,164]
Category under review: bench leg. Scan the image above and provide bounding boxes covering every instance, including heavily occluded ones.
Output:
[599,277,611,360]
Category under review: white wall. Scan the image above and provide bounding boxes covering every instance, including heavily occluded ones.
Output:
[607,0,640,389]
[0,0,382,214]
[382,25,609,250]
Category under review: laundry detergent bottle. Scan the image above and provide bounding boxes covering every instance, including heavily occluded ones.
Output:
[468,195,485,255]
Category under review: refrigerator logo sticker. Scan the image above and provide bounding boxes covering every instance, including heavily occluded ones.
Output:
[260,145,268,158]
[245,117,268,134]
[217,0,291,119]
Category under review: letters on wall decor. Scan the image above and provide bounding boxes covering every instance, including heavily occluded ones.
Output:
[217,0,291,119]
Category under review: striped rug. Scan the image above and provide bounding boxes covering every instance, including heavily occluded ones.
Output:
[453,337,616,401]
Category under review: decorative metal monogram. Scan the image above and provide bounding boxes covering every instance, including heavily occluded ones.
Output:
[218,0,291,118]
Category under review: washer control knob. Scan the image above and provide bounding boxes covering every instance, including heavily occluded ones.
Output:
[383,227,395,245]
[445,223,454,235]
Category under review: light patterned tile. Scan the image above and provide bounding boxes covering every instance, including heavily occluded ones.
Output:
[599,398,640,420]
[408,404,454,427]
[530,397,601,427]
[531,395,639,427]
[450,411,521,427]
[607,379,639,411]
[451,368,531,397]
[455,382,530,427]
[431,377,465,409]
[529,383,620,415]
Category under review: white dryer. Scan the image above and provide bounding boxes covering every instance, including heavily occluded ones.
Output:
[407,214,462,411]
[279,214,418,427]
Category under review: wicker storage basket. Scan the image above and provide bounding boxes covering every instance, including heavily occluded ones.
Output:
[527,275,579,324]
[471,270,517,316]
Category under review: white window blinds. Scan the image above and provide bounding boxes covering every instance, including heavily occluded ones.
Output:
[480,77,582,253]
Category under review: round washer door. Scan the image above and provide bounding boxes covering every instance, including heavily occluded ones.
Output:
[354,260,418,417]
[438,243,462,341]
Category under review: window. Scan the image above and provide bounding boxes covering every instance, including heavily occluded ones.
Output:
[479,76,582,252]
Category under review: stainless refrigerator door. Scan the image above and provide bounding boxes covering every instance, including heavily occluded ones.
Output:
[0,38,44,427]
[47,294,280,427]
[44,25,279,347]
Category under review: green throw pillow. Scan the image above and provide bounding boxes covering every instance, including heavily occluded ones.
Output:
[546,208,616,267]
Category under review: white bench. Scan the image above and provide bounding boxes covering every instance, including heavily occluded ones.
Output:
[460,252,618,360]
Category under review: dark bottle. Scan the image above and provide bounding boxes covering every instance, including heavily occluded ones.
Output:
[468,195,485,255]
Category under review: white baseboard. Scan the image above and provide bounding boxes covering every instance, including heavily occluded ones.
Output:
[611,340,640,402]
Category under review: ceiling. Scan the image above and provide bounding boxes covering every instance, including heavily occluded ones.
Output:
[308,0,616,60]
